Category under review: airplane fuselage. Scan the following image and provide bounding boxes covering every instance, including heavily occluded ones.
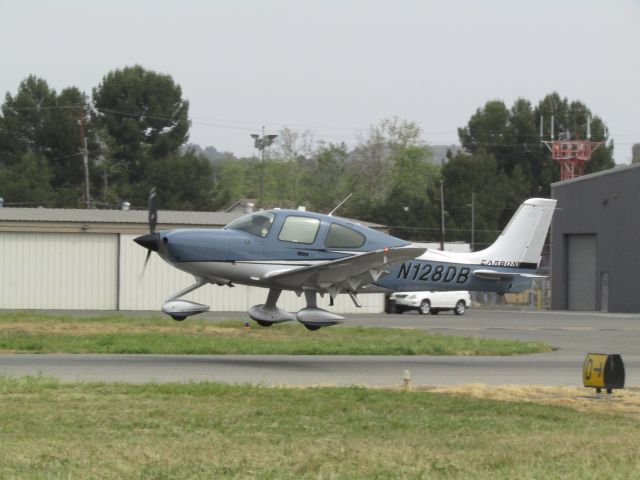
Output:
[136,199,556,325]
[155,221,534,295]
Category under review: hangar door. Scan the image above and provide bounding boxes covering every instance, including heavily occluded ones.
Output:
[0,232,118,309]
[566,234,596,310]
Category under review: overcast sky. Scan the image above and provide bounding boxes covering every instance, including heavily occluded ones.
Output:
[1,0,638,162]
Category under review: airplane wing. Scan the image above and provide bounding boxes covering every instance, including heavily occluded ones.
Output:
[264,246,426,291]
[472,269,546,281]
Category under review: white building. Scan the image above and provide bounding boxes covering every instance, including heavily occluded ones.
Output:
[0,208,385,314]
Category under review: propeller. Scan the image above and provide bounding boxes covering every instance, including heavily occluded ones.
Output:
[134,187,160,272]
[148,187,158,234]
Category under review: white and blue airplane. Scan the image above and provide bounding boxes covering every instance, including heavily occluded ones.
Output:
[135,196,556,330]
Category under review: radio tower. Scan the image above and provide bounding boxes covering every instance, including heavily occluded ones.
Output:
[541,115,604,181]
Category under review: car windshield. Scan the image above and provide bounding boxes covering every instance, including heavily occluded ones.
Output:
[225,211,275,238]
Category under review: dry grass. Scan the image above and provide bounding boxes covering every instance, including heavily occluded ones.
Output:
[0,321,236,336]
[427,384,640,417]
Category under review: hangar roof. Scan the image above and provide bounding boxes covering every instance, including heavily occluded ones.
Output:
[0,207,384,234]
[0,208,241,234]
[551,162,640,188]
[0,208,239,226]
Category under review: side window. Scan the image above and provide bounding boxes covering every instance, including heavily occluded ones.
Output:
[278,216,320,244]
[325,223,366,249]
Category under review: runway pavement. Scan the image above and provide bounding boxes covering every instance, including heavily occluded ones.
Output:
[1,309,639,387]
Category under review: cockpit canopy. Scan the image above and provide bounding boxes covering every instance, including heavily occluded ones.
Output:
[225,211,275,238]
[225,209,405,251]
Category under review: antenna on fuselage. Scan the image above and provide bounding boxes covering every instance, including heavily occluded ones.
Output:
[328,193,353,216]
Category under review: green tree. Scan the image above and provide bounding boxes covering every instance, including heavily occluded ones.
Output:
[458,93,615,202]
[145,151,215,211]
[348,117,426,216]
[212,158,253,210]
[441,150,513,248]
[0,76,95,206]
[382,145,439,240]
[0,151,55,206]
[632,144,640,164]
[300,143,350,212]
[92,65,190,186]
[534,93,614,182]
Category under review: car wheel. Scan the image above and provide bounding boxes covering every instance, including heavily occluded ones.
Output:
[454,300,466,315]
[395,306,406,314]
[419,300,431,315]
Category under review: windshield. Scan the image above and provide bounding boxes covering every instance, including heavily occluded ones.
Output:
[225,211,275,238]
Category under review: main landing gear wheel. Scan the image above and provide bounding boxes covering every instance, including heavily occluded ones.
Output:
[171,315,187,321]
[256,320,273,327]
[419,300,431,315]
[304,324,322,331]
[454,300,466,316]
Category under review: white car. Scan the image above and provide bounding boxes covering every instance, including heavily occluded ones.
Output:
[389,291,471,315]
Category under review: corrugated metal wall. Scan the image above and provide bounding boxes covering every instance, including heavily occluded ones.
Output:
[0,232,118,309]
[0,232,383,313]
[551,164,640,312]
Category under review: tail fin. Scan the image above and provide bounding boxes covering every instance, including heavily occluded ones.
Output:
[468,198,556,268]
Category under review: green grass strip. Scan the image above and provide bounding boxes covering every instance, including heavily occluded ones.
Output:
[0,311,553,355]
[0,376,637,479]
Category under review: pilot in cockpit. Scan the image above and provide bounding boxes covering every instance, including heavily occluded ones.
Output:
[249,214,272,237]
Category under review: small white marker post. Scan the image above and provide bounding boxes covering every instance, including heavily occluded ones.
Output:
[403,370,412,391]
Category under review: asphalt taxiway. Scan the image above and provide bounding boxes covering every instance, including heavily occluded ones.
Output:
[1,309,639,386]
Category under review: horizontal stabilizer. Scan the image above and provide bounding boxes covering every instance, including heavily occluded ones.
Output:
[472,269,547,281]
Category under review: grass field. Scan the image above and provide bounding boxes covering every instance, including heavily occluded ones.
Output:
[0,312,553,356]
[0,376,638,479]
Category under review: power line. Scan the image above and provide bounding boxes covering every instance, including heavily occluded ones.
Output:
[3,104,636,146]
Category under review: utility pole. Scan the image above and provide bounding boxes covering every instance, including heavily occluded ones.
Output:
[470,192,475,251]
[439,179,445,250]
[250,127,278,208]
[77,106,91,208]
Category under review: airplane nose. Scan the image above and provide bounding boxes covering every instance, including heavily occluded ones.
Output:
[134,232,160,252]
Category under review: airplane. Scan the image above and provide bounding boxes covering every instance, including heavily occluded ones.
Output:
[135,193,556,330]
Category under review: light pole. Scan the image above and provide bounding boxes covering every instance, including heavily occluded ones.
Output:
[439,179,445,250]
[467,191,475,251]
[251,126,278,208]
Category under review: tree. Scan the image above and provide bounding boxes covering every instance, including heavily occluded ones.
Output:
[0,151,55,206]
[458,93,614,200]
[633,144,640,164]
[270,127,316,163]
[92,65,190,186]
[145,151,215,211]
[382,146,439,240]
[212,158,253,210]
[300,143,350,212]
[0,76,96,207]
[441,150,514,247]
[534,93,614,180]
[458,100,511,171]
[348,117,426,211]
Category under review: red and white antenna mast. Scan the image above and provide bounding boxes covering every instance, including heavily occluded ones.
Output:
[541,116,604,181]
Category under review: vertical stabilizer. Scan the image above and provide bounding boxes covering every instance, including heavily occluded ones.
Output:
[468,198,556,267]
